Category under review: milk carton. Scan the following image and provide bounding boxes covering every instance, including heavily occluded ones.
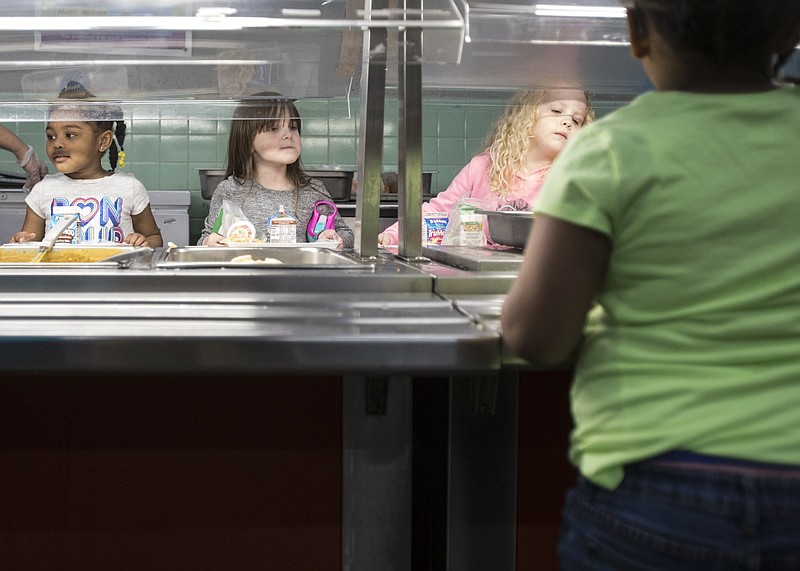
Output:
[50,205,82,244]
[268,205,297,244]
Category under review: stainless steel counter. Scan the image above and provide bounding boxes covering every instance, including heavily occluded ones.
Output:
[0,245,550,372]
[391,247,565,370]
[0,290,499,375]
[423,244,525,272]
[0,248,503,375]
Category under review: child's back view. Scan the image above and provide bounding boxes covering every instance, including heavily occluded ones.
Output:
[502,1,800,568]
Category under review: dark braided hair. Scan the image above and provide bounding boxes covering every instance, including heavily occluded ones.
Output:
[54,81,127,171]
[101,112,126,171]
[621,0,800,72]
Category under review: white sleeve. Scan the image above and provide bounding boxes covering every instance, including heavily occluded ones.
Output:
[127,175,151,216]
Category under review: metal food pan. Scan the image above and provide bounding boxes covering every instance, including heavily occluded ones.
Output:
[476,209,533,248]
[305,170,354,201]
[198,168,226,200]
[0,243,149,269]
[380,171,435,200]
[200,169,355,201]
[156,246,373,269]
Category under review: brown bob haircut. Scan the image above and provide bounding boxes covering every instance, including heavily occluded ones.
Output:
[224,91,309,190]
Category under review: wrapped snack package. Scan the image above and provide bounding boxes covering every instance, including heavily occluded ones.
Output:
[443,198,490,246]
[212,199,266,243]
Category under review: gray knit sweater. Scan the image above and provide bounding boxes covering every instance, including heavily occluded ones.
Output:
[199,176,354,248]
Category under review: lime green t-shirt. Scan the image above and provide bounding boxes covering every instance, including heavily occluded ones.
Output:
[535,86,800,489]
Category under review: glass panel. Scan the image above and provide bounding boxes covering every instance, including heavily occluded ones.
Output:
[0,0,465,121]
[465,0,629,45]
[0,1,795,122]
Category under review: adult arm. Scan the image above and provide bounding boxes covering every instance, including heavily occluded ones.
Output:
[501,214,611,366]
[0,126,48,191]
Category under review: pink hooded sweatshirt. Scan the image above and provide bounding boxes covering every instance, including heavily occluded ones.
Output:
[380,152,549,245]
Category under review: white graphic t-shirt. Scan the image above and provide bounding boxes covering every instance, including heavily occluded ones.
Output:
[26,172,151,243]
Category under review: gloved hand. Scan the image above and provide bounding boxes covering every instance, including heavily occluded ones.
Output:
[17,145,48,191]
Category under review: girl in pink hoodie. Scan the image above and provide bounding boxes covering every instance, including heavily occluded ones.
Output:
[378,87,594,246]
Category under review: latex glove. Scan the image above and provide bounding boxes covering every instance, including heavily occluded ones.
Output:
[17,145,48,191]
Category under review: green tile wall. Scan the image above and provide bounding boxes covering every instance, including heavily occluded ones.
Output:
[1,96,505,244]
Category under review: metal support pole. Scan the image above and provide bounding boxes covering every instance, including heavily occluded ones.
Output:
[354,10,387,259]
[397,0,425,261]
[447,371,519,570]
[342,375,413,570]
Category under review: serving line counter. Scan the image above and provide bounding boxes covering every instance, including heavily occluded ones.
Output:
[0,262,498,376]
[0,245,532,373]
[0,245,538,570]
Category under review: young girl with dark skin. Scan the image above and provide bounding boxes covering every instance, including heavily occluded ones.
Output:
[502,0,800,568]
[11,84,162,247]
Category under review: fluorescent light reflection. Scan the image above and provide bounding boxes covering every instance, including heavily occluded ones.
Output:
[0,60,281,68]
[0,17,244,31]
[534,5,626,18]
[0,12,462,31]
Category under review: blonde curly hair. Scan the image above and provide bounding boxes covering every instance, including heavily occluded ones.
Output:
[484,88,594,196]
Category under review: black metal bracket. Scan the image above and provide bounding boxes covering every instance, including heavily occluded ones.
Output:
[365,376,388,415]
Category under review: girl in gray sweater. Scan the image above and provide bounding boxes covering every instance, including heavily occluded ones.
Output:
[199,92,353,248]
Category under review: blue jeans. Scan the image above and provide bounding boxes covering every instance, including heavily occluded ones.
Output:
[558,463,800,570]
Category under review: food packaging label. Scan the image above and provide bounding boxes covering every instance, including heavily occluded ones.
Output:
[268,205,297,244]
[458,213,485,246]
[422,212,448,245]
[51,205,82,244]
[226,220,256,242]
